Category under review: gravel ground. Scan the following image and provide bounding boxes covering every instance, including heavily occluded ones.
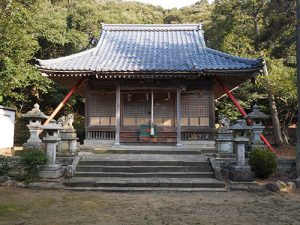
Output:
[0,187,300,225]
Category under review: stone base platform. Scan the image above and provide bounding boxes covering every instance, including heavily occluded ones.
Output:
[228,166,254,182]
[39,165,64,179]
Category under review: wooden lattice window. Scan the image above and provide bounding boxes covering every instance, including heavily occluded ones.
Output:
[123,93,151,126]
[89,92,116,126]
[181,91,210,127]
[153,92,175,127]
[122,92,176,127]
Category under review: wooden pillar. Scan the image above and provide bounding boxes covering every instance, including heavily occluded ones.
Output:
[209,79,215,128]
[115,81,121,146]
[85,83,90,139]
[176,87,182,147]
[150,90,155,135]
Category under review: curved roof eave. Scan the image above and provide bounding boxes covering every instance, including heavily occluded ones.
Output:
[36,24,264,75]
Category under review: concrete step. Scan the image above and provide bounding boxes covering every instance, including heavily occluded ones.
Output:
[76,165,213,173]
[111,143,215,150]
[65,187,227,192]
[78,160,210,167]
[93,149,216,155]
[74,171,215,178]
[64,177,225,188]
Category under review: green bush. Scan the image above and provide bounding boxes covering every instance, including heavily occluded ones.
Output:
[0,156,10,175]
[19,150,48,184]
[249,147,277,179]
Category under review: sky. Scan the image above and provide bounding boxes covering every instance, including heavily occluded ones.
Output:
[127,0,213,9]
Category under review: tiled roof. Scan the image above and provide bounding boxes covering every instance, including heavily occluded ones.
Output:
[37,24,262,73]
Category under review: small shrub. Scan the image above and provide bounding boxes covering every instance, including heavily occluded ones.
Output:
[0,156,10,175]
[19,150,48,184]
[249,147,277,179]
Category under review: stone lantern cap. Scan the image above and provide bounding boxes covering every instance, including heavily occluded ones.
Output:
[41,120,63,131]
[244,104,269,120]
[229,119,252,132]
[22,103,48,120]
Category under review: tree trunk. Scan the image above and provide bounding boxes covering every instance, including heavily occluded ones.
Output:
[253,16,260,51]
[263,63,284,146]
[282,119,290,145]
[267,89,284,146]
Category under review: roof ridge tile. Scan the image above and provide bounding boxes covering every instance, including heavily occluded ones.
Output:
[102,23,202,31]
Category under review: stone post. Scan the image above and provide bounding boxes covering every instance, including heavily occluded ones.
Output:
[39,120,64,179]
[22,103,48,150]
[228,120,254,182]
[244,105,269,150]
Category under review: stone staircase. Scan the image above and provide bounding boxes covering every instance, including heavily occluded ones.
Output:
[64,149,226,192]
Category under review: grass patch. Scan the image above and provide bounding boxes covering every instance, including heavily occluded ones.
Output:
[0,204,20,216]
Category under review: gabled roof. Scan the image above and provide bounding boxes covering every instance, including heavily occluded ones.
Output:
[37,24,263,75]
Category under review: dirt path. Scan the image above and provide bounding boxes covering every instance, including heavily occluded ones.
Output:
[0,187,300,225]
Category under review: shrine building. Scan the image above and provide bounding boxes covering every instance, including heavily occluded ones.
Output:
[37,24,263,148]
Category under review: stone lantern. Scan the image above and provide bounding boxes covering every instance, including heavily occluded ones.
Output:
[228,119,254,182]
[244,104,269,150]
[39,120,64,179]
[22,103,48,150]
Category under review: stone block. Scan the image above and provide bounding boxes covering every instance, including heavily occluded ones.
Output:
[228,166,254,182]
[39,165,64,179]
[216,129,234,154]
[266,181,288,192]
[294,177,300,188]
[217,141,234,154]
[287,182,297,192]
[265,182,280,192]
[0,175,10,184]
[23,142,45,151]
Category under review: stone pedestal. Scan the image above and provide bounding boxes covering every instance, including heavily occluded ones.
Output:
[229,166,254,182]
[23,142,45,151]
[39,165,64,179]
[229,137,254,182]
[39,140,64,179]
[39,121,64,179]
[228,120,254,182]
[216,128,234,154]
[58,130,79,156]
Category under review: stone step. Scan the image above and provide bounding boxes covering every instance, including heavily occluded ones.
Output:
[65,187,228,192]
[74,171,215,178]
[111,143,215,150]
[64,177,225,189]
[78,160,210,167]
[93,149,216,155]
[76,165,213,173]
